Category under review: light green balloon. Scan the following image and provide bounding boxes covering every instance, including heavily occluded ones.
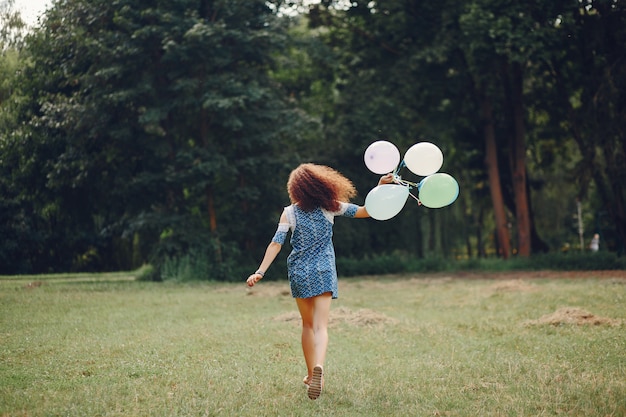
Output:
[365,184,410,220]
[418,173,459,208]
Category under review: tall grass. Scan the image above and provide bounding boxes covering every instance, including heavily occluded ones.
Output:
[1,271,625,416]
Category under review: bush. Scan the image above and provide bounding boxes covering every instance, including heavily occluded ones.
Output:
[337,251,626,278]
[337,254,408,277]
[337,254,454,277]
[134,264,157,281]
[525,251,626,271]
[158,250,242,282]
[140,251,626,282]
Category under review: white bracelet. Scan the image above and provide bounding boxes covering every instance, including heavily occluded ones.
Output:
[255,270,265,277]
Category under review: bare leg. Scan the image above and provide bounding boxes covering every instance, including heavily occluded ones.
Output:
[295,292,332,380]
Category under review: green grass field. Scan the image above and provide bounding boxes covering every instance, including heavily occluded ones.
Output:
[1,271,625,416]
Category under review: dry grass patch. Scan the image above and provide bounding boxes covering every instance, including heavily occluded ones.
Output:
[525,306,623,326]
[274,306,398,327]
[489,279,537,293]
[243,282,291,297]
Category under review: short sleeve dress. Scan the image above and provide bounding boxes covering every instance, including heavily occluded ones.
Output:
[271,202,359,299]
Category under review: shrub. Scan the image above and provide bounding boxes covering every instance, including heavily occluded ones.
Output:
[134,264,157,281]
[141,251,626,282]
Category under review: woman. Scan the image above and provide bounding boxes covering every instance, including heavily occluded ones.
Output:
[246,163,393,400]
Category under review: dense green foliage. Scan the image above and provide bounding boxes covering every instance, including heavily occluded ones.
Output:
[2,0,303,276]
[1,0,624,277]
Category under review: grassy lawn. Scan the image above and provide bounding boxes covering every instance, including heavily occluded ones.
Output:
[1,271,625,416]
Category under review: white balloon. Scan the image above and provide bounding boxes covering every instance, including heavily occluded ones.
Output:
[364,141,401,174]
[364,184,409,220]
[403,142,444,176]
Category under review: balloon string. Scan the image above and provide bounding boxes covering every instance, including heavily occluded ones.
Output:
[392,162,420,188]
[391,163,422,206]
[408,191,422,205]
[393,160,405,176]
[394,177,419,189]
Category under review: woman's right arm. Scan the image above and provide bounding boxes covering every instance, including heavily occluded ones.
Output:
[354,173,395,218]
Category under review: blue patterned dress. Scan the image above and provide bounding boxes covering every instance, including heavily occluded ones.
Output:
[271,202,359,299]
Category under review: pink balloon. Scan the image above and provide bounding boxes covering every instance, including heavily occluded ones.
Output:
[364,141,401,174]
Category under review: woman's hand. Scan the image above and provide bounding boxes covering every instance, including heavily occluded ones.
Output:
[246,273,263,287]
[378,173,395,185]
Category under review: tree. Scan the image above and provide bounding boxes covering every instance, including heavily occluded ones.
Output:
[303,0,617,258]
[0,0,26,50]
[544,0,626,252]
[302,0,515,257]
[5,0,304,275]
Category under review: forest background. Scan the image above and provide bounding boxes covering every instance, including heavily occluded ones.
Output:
[1,0,624,279]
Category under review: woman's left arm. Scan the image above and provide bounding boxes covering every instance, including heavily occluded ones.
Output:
[246,211,288,287]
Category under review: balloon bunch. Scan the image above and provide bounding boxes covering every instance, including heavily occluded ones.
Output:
[363,140,459,220]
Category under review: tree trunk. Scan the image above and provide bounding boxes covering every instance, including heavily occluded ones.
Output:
[460,195,473,258]
[207,186,218,233]
[200,107,222,263]
[206,185,222,263]
[527,179,550,253]
[508,62,532,256]
[200,108,218,235]
[428,208,436,255]
[481,95,511,258]
[476,205,485,258]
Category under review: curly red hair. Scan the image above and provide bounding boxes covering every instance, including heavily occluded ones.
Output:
[287,163,357,212]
